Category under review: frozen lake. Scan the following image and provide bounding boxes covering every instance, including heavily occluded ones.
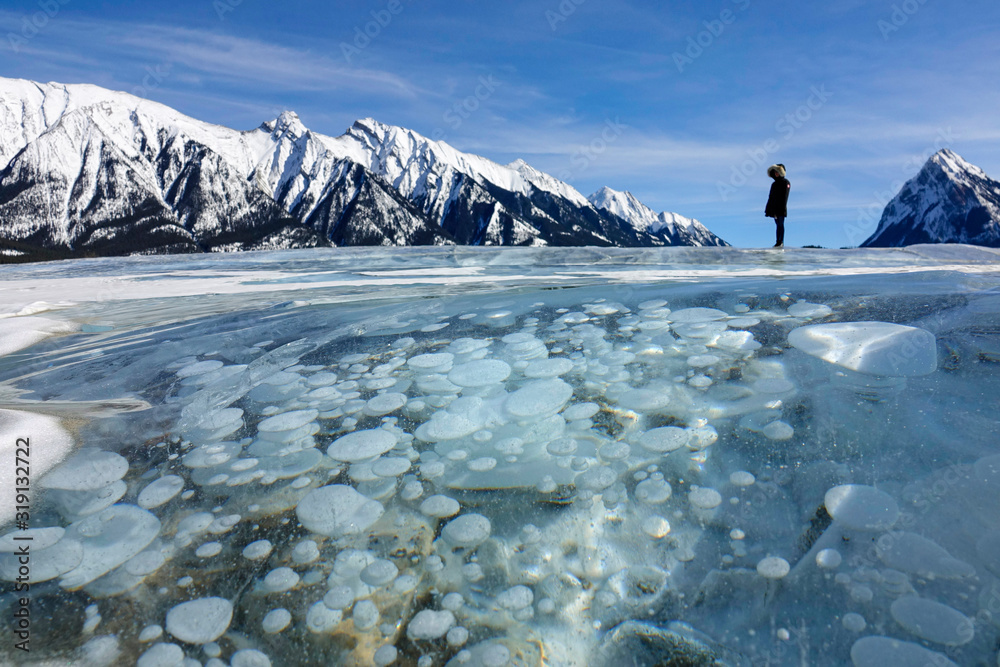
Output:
[2,245,1000,666]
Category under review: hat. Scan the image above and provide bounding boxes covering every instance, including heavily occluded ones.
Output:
[767,164,786,178]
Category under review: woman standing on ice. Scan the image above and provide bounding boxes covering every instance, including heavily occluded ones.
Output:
[765,164,790,247]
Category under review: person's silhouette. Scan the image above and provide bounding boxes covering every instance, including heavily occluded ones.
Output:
[765,164,790,247]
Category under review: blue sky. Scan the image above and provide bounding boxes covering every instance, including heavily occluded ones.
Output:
[2,0,999,248]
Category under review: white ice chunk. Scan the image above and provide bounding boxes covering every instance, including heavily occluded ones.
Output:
[0,409,76,526]
[788,322,936,377]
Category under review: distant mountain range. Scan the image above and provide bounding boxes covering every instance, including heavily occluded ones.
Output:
[862,149,1000,248]
[0,77,727,262]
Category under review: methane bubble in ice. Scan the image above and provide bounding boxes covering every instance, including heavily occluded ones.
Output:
[875,532,975,579]
[816,549,842,569]
[889,597,974,645]
[242,540,273,560]
[296,485,384,537]
[522,358,574,378]
[504,379,573,420]
[762,420,794,441]
[137,476,184,509]
[59,505,161,589]
[360,559,398,587]
[0,527,82,583]
[825,485,899,531]
[787,301,833,319]
[441,514,491,548]
[788,322,936,376]
[40,449,128,491]
[757,557,790,579]
[562,403,601,421]
[639,427,688,453]
[262,609,291,634]
[842,613,867,632]
[420,495,461,518]
[850,636,958,667]
[166,597,233,644]
[407,610,456,640]
[327,429,397,462]
[448,359,512,387]
[137,643,184,667]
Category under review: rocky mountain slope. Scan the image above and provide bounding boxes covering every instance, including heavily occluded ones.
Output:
[0,77,727,261]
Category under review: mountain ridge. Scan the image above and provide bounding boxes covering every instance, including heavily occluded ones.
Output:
[0,77,727,261]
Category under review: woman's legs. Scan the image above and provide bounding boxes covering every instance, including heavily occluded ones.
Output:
[774,217,785,246]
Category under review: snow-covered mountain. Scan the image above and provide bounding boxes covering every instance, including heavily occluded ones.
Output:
[0,77,726,260]
[862,149,1000,248]
[588,186,727,247]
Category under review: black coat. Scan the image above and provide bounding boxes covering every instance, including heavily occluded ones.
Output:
[765,177,790,218]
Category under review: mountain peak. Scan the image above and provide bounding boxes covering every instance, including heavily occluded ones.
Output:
[925,148,986,181]
[261,110,307,138]
[587,186,728,248]
[862,149,1000,247]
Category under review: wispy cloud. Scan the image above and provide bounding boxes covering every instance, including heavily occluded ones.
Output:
[0,12,422,99]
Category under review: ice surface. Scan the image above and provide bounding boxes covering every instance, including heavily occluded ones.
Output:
[1,245,999,666]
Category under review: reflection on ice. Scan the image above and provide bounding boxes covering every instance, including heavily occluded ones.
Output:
[0,246,999,666]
